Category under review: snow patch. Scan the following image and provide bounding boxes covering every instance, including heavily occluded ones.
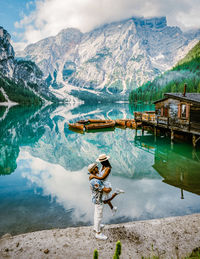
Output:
[0,87,18,107]
[121,80,127,95]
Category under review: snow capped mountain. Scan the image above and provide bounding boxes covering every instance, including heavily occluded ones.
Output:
[19,28,83,80]
[16,17,200,102]
[0,27,58,105]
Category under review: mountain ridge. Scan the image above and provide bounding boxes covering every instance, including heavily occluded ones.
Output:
[16,16,200,102]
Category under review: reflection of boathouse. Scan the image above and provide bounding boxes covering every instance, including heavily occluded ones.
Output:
[135,134,200,197]
[134,85,200,147]
[153,147,200,197]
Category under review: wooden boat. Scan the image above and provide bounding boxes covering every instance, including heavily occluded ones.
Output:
[76,120,89,124]
[68,127,85,134]
[85,121,115,130]
[115,119,129,126]
[88,119,112,123]
[126,121,132,127]
[68,123,84,131]
[115,119,135,127]
[84,127,115,133]
[126,119,136,128]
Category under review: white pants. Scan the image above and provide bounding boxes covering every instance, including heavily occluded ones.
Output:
[94,204,104,233]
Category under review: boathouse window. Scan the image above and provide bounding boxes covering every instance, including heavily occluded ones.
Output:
[178,103,188,119]
[181,104,186,118]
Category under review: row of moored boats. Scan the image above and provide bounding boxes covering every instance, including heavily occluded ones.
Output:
[68,119,142,131]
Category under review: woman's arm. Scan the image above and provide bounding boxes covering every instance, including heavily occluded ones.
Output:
[91,167,111,180]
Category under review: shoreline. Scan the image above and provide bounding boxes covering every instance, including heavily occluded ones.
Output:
[0,214,200,258]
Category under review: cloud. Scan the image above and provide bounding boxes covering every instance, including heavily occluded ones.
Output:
[13,0,200,50]
[17,150,200,226]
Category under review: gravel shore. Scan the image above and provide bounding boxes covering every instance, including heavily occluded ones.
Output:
[0,214,200,259]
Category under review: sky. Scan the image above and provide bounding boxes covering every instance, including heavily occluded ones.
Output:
[0,0,200,51]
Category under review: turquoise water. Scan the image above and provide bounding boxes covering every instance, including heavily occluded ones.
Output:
[0,103,200,236]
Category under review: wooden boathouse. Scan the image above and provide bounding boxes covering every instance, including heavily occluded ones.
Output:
[134,85,200,147]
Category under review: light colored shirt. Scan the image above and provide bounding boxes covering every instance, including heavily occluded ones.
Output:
[89,178,104,205]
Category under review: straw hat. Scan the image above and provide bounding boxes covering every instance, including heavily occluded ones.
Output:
[88,163,97,173]
[96,154,110,162]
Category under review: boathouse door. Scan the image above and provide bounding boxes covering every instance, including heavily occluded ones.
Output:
[190,106,200,131]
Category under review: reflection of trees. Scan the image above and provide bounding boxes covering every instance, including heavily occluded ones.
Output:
[135,134,200,196]
[0,145,19,175]
[0,105,56,175]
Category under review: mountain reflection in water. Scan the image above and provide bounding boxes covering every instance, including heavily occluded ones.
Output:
[0,103,200,236]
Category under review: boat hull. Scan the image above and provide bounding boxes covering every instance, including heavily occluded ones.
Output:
[115,119,135,127]
[85,121,115,130]
[68,123,84,130]
[88,119,112,123]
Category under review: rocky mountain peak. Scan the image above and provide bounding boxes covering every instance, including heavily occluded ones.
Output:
[56,28,83,43]
[132,16,167,29]
[0,27,15,77]
[0,26,14,59]
[16,16,200,103]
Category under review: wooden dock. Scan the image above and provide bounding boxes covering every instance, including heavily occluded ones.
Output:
[134,90,200,148]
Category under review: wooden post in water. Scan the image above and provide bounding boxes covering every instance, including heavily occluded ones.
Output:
[171,129,174,148]
[154,126,157,136]
[142,126,144,135]
[154,126,157,142]
[171,129,174,142]
[192,134,196,148]
[192,135,200,148]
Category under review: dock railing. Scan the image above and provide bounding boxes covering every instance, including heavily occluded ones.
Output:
[135,112,192,130]
[134,111,156,123]
[157,116,169,126]
[134,112,171,127]
[134,111,200,143]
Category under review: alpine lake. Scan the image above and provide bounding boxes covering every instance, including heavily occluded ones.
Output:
[0,102,200,237]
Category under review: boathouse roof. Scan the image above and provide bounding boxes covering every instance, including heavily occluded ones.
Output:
[154,93,200,105]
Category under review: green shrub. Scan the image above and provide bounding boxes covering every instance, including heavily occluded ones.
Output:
[113,240,121,259]
[187,247,200,258]
[93,249,98,259]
